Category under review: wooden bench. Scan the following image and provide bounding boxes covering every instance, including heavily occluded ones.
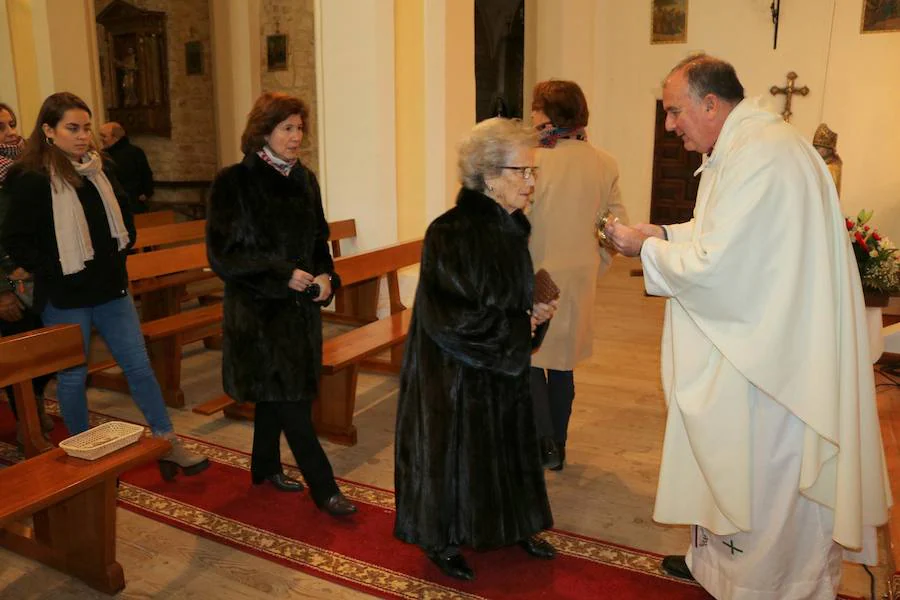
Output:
[0,324,170,594]
[132,209,176,229]
[198,238,423,446]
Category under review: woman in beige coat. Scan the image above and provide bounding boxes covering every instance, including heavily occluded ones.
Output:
[528,80,628,470]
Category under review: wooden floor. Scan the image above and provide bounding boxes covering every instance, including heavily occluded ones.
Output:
[1,258,896,599]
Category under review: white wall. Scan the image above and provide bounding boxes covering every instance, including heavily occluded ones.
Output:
[0,1,19,114]
[822,0,900,242]
[210,0,261,168]
[529,0,900,241]
[318,0,398,250]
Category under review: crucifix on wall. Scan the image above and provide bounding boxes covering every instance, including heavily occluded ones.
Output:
[769,71,809,123]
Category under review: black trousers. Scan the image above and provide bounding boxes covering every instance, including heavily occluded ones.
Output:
[529,367,575,446]
[251,401,339,506]
[1,310,52,417]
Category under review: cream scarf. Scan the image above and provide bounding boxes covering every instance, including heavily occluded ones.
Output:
[52,151,130,275]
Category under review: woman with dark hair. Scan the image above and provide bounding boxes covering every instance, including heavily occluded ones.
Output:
[528,80,628,470]
[0,101,54,445]
[1,92,209,479]
[394,117,558,581]
[206,92,356,517]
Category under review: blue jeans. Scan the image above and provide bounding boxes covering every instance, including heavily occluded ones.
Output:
[41,295,174,436]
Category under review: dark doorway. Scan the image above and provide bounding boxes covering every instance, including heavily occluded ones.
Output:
[474,0,525,122]
[649,100,702,225]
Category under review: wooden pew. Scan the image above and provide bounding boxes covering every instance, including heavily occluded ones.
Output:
[201,239,423,446]
[0,325,84,458]
[133,219,206,250]
[132,210,176,229]
[0,324,170,594]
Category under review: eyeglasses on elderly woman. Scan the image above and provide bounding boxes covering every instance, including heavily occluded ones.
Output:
[501,166,539,180]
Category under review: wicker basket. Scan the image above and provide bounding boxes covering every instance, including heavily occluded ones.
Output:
[59,421,146,460]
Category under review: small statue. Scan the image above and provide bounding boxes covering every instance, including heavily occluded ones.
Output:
[813,123,842,197]
[116,47,139,107]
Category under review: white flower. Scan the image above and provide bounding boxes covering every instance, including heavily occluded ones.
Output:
[870,249,879,258]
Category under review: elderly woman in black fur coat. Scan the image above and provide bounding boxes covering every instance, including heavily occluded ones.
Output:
[206,92,356,517]
[394,118,559,581]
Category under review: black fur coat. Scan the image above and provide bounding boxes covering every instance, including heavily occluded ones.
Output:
[206,153,338,404]
[393,187,552,551]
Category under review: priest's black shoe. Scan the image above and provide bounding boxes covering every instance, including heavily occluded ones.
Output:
[252,472,304,492]
[661,555,694,581]
[549,445,566,471]
[426,551,475,581]
[539,437,562,470]
[321,493,358,516]
[519,536,557,559]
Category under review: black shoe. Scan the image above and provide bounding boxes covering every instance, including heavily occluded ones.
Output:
[519,535,556,559]
[539,437,562,470]
[321,493,358,516]
[426,550,475,581]
[661,555,694,581]
[549,444,565,471]
[252,472,304,492]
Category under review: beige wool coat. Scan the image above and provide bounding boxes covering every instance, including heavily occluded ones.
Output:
[528,138,627,371]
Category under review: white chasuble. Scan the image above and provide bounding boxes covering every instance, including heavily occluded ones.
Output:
[641,99,891,582]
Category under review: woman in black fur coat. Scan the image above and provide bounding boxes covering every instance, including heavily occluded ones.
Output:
[206,92,356,517]
[394,118,559,580]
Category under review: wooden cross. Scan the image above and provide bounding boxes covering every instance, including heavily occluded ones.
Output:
[769,72,809,123]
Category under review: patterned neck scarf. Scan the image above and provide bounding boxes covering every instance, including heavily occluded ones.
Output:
[258,145,298,177]
[0,136,24,183]
[538,126,587,149]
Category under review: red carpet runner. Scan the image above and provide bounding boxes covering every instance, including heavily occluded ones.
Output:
[0,404,861,599]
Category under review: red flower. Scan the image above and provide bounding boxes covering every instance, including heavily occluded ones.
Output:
[846,218,854,231]
[873,232,882,241]
[855,231,869,251]
[864,225,870,231]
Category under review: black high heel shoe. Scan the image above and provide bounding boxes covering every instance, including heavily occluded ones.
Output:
[539,437,562,470]
[519,535,557,559]
[426,550,475,581]
[252,472,304,492]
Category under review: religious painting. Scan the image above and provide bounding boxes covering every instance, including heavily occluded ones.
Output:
[266,34,288,71]
[651,0,687,44]
[185,41,203,76]
[861,0,900,33]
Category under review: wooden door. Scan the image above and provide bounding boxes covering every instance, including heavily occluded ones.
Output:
[649,100,702,225]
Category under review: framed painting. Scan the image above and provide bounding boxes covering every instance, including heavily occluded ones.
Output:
[266,34,288,71]
[651,0,687,44]
[185,41,203,76]
[861,0,900,33]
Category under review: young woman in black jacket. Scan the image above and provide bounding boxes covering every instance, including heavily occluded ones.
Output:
[1,92,207,479]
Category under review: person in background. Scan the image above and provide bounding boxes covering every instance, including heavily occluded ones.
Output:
[527,80,629,471]
[99,121,153,214]
[1,92,209,480]
[206,92,357,517]
[0,101,54,444]
[394,117,558,581]
[604,54,891,599]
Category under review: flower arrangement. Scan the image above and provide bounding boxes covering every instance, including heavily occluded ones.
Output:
[846,210,900,295]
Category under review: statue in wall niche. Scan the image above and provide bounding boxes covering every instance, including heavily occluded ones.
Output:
[813,123,842,197]
[116,47,140,107]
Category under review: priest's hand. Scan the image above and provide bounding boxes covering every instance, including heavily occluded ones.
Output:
[604,221,648,258]
[312,273,332,302]
[633,224,666,240]
[288,268,315,292]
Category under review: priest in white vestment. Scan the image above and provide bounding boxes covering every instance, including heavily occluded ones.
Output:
[605,54,892,600]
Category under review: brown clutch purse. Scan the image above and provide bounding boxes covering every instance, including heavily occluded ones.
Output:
[534,269,561,304]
